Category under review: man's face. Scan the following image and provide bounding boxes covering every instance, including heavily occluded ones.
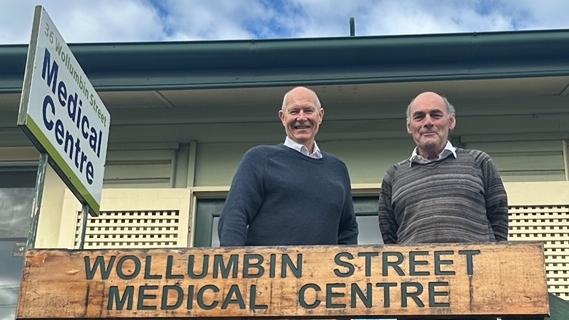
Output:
[279,88,324,149]
[407,92,456,157]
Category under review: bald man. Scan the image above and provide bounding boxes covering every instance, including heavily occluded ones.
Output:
[378,92,508,244]
[218,86,358,246]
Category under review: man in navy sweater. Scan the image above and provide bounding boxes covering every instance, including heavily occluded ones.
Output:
[218,86,358,246]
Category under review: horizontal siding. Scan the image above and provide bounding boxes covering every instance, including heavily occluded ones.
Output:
[466,140,565,182]
[194,139,414,186]
[194,142,258,186]
[194,139,566,186]
[103,148,176,188]
[322,138,413,184]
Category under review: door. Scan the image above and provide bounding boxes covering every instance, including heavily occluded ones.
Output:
[193,196,382,247]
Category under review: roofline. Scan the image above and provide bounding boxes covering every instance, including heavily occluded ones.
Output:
[4,27,569,47]
[2,29,569,92]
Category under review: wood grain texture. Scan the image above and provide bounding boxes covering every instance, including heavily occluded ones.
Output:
[17,243,549,318]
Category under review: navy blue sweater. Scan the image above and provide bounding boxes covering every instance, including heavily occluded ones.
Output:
[218,144,358,246]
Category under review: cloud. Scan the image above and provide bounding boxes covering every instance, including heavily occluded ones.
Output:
[497,0,569,30]
[0,0,165,44]
[286,1,372,38]
[360,1,515,35]
[0,1,37,44]
[158,0,269,40]
[1,0,569,44]
[57,1,165,42]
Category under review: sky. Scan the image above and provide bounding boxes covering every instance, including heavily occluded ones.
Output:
[1,0,569,44]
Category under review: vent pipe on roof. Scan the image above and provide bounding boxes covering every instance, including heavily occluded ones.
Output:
[350,17,356,36]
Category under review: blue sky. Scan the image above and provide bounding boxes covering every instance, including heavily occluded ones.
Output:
[2,0,569,44]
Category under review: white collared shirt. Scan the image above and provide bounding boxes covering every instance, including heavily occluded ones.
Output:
[284,136,323,159]
[409,141,457,165]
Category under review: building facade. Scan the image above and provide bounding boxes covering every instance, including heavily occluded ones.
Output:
[1,30,569,317]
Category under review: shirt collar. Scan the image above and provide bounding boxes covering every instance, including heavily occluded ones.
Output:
[284,136,322,159]
[409,141,456,165]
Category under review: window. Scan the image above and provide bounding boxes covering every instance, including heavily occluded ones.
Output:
[0,167,36,319]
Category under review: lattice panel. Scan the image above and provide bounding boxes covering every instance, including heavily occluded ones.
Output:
[509,205,569,300]
[74,210,181,249]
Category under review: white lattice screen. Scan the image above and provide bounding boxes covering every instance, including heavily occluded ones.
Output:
[509,205,569,300]
[74,210,182,249]
[75,205,569,298]
[61,188,192,249]
[64,184,569,301]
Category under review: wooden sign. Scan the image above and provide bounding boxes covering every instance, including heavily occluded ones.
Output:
[17,243,549,318]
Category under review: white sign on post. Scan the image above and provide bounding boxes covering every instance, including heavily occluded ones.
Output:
[18,6,110,216]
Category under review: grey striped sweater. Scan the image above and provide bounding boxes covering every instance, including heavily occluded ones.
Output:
[378,148,508,244]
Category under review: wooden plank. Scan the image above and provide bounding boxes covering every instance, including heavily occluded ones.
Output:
[17,243,549,319]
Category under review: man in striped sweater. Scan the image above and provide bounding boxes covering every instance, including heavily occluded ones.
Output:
[378,91,508,244]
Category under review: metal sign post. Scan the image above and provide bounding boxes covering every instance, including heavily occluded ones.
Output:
[77,204,90,249]
[25,154,91,250]
[25,153,48,250]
